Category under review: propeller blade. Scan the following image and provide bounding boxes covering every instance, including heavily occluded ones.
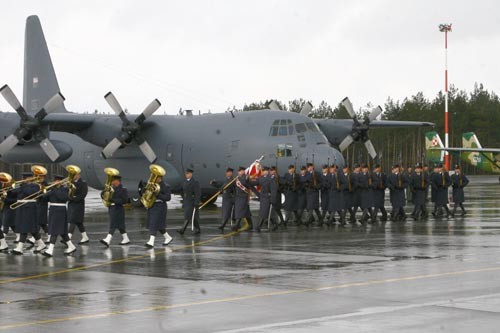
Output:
[300,102,313,116]
[268,100,281,111]
[367,105,383,122]
[36,92,66,120]
[341,97,356,119]
[135,99,161,125]
[138,140,157,163]
[0,134,20,156]
[0,84,28,120]
[339,134,354,152]
[39,138,60,162]
[104,92,128,123]
[364,139,377,159]
[101,137,123,159]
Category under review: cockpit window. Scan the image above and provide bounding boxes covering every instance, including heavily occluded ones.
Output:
[270,119,295,136]
[295,123,307,133]
[306,122,319,132]
[279,126,287,136]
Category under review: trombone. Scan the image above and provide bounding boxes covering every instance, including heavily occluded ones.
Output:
[1,165,47,193]
[10,165,81,210]
[0,172,13,210]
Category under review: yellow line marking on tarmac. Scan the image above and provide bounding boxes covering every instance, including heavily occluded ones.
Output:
[1,265,500,330]
[0,226,246,285]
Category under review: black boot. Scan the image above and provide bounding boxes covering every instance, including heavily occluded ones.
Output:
[177,220,189,235]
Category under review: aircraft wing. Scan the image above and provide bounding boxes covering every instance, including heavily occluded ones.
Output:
[431,147,500,153]
[41,112,96,131]
[369,120,435,128]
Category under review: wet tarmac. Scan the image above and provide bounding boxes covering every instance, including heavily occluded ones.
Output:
[1,176,500,332]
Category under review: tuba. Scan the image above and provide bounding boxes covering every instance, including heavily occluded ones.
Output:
[140,164,166,209]
[10,165,81,210]
[66,165,81,199]
[102,167,120,207]
[2,165,47,194]
[0,172,13,210]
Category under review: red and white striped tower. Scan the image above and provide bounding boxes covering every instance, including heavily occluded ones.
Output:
[439,23,452,170]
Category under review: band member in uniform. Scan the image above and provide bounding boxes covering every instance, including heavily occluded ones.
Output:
[100,175,130,246]
[1,180,17,243]
[143,173,172,248]
[11,172,46,255]
[233,167,255,231]
[372,164,388,222]
[304,163,322,226]
[270,166,285,226]
[410,163,429,221]
[387,164,408,222]
[210,167,236,232]
[178,169,201,235]
[282,165,299,225]
[37,174,49,236]
[0,186,7,250]
[42,175,77,257]
[67,170,89,244]
[255,167,278,232]
[319,165,330,225]
[342,165,355,223]
[451,164,469,216]
[431,163,453,218]
[297,166,308,225]
[358,164,374,224]
[327,164,344,225]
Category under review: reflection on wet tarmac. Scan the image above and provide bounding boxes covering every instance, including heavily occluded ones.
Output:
[1,176,500,332]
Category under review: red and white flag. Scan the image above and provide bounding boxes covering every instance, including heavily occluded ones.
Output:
[245,156,263,179]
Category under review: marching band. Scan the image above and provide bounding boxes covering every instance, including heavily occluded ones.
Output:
[0,161,470,256]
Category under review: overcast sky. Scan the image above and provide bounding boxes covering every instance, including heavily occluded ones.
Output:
[1,0,499,115]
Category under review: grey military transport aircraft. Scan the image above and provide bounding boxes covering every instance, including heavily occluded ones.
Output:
[0,16,433,199]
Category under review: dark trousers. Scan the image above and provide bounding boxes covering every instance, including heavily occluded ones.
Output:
[20,232,41,242]
[49,234,69,244]
[69,222,86,234]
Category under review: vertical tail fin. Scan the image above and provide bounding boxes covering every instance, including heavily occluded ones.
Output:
[23,15,67,113]
[425,131,444,163]
[461,132,494,171]
[462,132,482,149]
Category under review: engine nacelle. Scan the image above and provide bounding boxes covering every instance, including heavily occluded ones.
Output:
[0,140,73,163]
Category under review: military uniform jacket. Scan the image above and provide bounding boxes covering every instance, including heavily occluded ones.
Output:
[320,173,330,211]
[13,183,40,234]
[410,172,429,206]
[104,184,128,229]
[68,178,88,225]
[297,174,308,210]
[148,182,171,232]
[304,171,320,210]
[182,178,201,220]
[352,172,362,207]
[234,175,255,220]
[2,190,17,229]
[212,177,235,222]
[282,172,298,211]
[328,171,344,212]
[341,172,355,209]
[357,172,374,209]
[271,175,283,209]
[387,172,408,208]
[258,175,277,219]
[372,172,387,208]
[47,186,69,236]
[37,180,49,227]
[451,173,469,203]
[430,172,451,205]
